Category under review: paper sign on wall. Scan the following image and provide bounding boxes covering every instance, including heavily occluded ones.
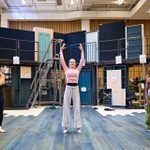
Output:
[139,54,146,64]
[81,87,87,92]
[20,66,31,79]
[13,56,20,65]
[115,55,122,64]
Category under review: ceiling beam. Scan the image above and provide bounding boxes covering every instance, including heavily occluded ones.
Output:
[130,0,150,18]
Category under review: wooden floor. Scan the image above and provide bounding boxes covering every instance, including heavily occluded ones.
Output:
[0,106,150,150]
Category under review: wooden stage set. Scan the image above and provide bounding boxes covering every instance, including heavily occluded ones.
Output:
[0,106,150,150]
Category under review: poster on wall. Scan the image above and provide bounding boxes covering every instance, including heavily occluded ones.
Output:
[20,66,32,79]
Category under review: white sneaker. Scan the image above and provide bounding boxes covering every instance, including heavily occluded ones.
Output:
[63,129,67,134]
[0,127,5,133]
[147,129,150,132]
[77,128,82,134]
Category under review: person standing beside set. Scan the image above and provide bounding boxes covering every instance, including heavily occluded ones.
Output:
[60,43,84,134]
[145,68,150,132]
[0,68,5,133]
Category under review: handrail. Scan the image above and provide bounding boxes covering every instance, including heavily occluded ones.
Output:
[30,38,53,89]
[30,38,63,89]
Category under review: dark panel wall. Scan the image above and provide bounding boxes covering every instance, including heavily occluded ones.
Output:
[11,66,34,107]
[54,31,86,64]
[54,32,68,55]
[99,21,125,61]
[0,27,34,61]
[126,25,143,59]
[68,31,86,64]
[19,30,35,61]
[0,28,17,59]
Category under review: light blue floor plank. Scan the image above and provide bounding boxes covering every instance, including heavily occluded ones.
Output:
[0,107,150,150]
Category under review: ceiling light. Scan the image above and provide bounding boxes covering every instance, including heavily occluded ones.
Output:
[22,0,27,5]
[112,0,125,5]
[70,0,74,5]
[118,0,124,5]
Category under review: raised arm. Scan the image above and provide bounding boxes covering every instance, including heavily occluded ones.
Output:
[77,43,85,71]
[60,43,68,71]
[0,72,5,86]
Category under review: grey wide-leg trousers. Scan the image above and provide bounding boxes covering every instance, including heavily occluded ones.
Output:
[62,85,81,128]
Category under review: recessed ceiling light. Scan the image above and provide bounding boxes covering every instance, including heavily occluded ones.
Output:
[22,0,27,5]
[112,0,125,5]
[70,0,74,5]
[119,0,124,5]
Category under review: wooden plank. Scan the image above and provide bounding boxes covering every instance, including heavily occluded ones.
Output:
[0,107,150,150]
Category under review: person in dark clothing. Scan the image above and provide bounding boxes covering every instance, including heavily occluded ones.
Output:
[0,68,5,133]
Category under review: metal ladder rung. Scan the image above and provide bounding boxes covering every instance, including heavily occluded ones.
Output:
[27,38,62,108]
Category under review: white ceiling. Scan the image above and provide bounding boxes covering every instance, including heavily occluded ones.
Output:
[0,0,149,20]
[0,0,141,12]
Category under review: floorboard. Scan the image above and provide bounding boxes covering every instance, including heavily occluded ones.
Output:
[0,107,150,150]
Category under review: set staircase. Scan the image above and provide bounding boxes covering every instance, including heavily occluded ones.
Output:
[26,39,63,108]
